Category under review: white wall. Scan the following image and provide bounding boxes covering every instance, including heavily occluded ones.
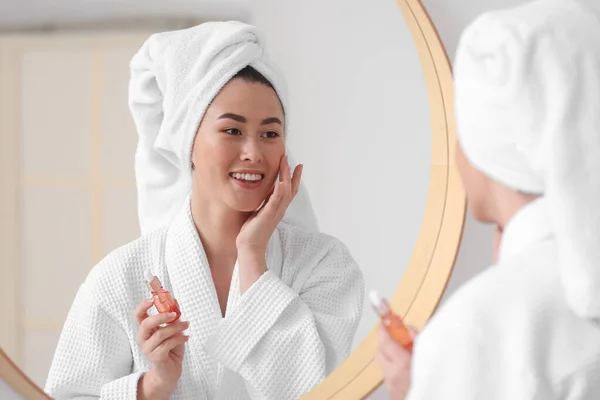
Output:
[0,0,249,28]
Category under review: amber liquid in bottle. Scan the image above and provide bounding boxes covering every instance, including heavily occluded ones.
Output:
[370,290,413,352]
[145,270,181,324]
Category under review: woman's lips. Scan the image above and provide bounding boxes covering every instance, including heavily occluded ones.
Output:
[229,172,264,189]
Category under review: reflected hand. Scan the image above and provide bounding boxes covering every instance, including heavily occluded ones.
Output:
[236,155,302,255]
[375,323,418,400]
[135,299,189,400]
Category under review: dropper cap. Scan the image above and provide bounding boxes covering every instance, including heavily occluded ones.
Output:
[369,290,391,317]
[145,269,162,292]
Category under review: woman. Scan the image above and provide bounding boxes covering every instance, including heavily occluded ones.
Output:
[376,0,600,398]
[45,21,364,400]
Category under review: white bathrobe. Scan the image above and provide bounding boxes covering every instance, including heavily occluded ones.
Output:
[44,198,364,400]
[407,198,600,399]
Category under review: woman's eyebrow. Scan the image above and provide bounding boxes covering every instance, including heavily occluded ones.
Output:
[217,113,282,125]
[261,117,282,125]
[217,113,246,123]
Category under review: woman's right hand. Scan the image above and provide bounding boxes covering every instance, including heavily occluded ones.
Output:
[135,298,189,399]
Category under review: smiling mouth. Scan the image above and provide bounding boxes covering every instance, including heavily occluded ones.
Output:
[229,172,264,183]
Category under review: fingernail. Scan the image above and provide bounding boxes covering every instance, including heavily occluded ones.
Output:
[168,312,176,318]
[146,298,154,303]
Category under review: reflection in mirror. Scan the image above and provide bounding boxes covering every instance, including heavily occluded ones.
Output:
[0,0,433,398]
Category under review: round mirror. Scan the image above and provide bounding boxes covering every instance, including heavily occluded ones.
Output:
[0,0,465,398]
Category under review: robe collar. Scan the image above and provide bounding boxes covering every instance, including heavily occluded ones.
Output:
[162,194,283,395]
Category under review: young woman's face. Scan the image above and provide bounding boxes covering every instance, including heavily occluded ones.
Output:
[455,142,495,223]
[191,78,285,212]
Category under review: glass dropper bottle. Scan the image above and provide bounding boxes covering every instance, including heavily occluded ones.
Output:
[370,290,413,352]
[145,269,181,324]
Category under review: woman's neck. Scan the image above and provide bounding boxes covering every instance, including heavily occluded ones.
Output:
[190,192,248,259]
[490,181,540,230]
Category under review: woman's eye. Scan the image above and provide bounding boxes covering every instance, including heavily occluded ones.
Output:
[263,131,280,139]
[225,128,242,136]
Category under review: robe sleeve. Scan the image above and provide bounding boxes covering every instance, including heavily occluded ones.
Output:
[405,318,491,400]
[204,241,364,399]
[44,281,143,400]
[405,292,538,400]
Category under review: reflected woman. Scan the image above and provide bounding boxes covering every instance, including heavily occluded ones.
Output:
[376,0,600,398]
[45,21,364,400]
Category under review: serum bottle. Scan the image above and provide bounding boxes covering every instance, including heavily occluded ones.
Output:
[145,269,181,324]
[370,290,414,352]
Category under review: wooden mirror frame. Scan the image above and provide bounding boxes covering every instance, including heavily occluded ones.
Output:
[301,0,465,398]
[0,0,465,398]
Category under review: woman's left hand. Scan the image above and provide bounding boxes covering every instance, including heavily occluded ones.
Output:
[375,323,418,400]
[237,155,302,253]
[236,155,302,290]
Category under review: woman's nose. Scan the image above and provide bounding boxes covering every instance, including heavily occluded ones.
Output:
[240,136,263,162]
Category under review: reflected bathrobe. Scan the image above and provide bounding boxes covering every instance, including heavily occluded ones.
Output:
[407,199,600,399]
[44,200,364,400]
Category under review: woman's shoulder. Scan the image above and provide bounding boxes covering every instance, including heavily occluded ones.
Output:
[274,222,363,289]
[275,221,354,262]
[429,241,558,334]
[417,239,600,396]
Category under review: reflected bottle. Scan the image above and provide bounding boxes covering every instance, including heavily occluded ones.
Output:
[145,269,181,324]
[370,290,413,352]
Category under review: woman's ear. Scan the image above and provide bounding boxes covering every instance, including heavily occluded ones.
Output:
[191,142,196,170]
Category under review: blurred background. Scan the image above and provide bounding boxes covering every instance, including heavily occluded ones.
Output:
[0,0,249,31]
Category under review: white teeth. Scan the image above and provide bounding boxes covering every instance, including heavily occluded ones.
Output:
[232,173,262,181]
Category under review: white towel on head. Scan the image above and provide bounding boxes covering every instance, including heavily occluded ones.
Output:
[454,0,600,318]
[128,21,318,235]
